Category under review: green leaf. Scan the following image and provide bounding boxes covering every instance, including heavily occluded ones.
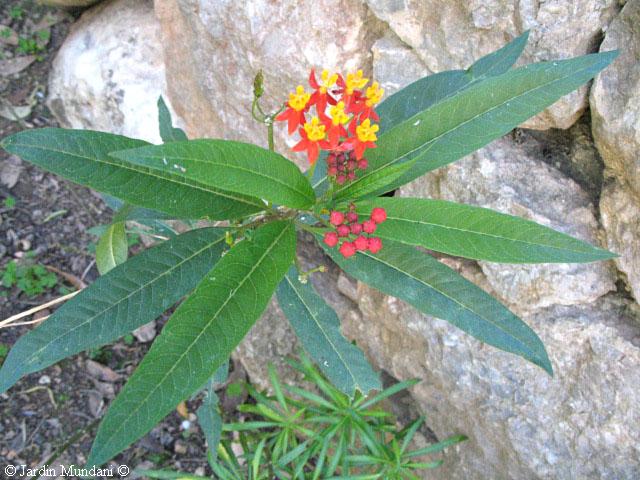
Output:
[333,50,618,198]
[87,221,296,467]
[354,198,616,263]
[197,388,222,463]
[320,239,552,375]
[111,140,315,209]
[332,160,416,203]
[96,222,128,274]
[158,96,188,142]
[276,267,381,397]
[0,128,263,220]
[0,227,228,394]
[313,31,529,195]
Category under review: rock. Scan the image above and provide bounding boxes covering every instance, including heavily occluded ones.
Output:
[365,0,620,130]
[38,375,51,385]
[154,0,383,165]
[0,155,23,189]
[47,0,170,143]
[85,359,120,383]
[371,33,430,97]
[132,321,156,343]
[591,0,640,196]
[600,180,640,302]
[345,288,640,479]
[400,134,616,311]
[0,56,36,77]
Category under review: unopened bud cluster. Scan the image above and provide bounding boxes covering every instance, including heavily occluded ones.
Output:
[323,204,387,257]
[326,151,368,185]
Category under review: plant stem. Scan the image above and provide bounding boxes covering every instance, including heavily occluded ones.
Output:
[267,120,274,152]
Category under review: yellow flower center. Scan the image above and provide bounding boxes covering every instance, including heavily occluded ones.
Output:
[329,101,349,126]
[365,82,384,107]
[346,69,369,95]
[304,116,326,141]
[356,118,379,143]
[319,69,338,94]
[288,85,311,112]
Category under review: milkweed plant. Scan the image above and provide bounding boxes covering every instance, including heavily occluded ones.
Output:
[0,32,618,467]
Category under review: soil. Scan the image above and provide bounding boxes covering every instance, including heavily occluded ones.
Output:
[0,2,221,478]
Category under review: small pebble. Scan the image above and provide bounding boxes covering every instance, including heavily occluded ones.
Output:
[38,375,51,385]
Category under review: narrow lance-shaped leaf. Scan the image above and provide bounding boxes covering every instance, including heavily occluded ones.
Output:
[96,222,128,274]
[353,198,616,263]
[277,267,381,397]
[87,221,296,467]
[331,159,416,203]
[0,128,263,220]
[196,362,228,463]
[0,228,228,394]
[313,31,529,194]
[320,238,552,375]
[112,140,316,209]
[334,51,618,200]
[158,96,188,143]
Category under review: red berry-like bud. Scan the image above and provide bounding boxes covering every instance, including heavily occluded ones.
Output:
[330,211,345,226]
[370,207,387,224]
[350,223,363,235]
[327,166,338,176]
[327,154,337,165]
[347,160,357,171]
[336,224,350,237]
[339,241,357,258]
[368,237,383,253]
[323,231,339,247]
[357,158,368,170]
[354,236,369,251]
[337,163,346,172]
[362,220,377,234]
[346,212,358,223]
[336,174,346,185]
[347,171,356,180]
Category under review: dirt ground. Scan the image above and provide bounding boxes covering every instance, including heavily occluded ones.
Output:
[0,2,220,477]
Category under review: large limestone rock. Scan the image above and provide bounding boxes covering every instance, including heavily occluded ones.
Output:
[366,0,620,129]
[346,285,640,479]
[591,0,640,301]
[601,181,640,302]
[154,0,382,164]
[400,134,616,312]
[48,0,170,143]
[591,0,640,197]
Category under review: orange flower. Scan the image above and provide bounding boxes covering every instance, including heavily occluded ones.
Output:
[323,101,349,149]
[309,69,338,114]
[342,118,379,159]
[276,85,311,134]
[292,116,328,164]
[351,81,384,121]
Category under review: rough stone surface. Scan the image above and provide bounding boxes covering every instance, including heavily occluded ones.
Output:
[346,284,640,479]
[154,0,383,166]
[366,0,620,129]
[601,181,640,302]
[591,0,640,197]
[400,134,616,312]
[48,0,170,143]
[371,33,430,97]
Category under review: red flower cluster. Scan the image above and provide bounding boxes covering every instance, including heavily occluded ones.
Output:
[276,69,384,173]
[323,205,387,258]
